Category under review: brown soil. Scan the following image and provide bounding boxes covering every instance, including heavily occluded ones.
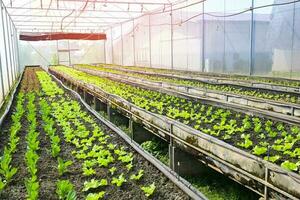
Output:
[20,67,41,92]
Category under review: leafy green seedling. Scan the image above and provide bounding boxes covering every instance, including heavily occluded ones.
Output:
[83,167,96,176]
[109,167,116,175]
[56,180,76,199]
[111,173,126,187]
[86,191,105,200]
[252,146,267,156]
[264,155,281,163]
[281,160,298,171]
[126,162,133,171]
[141,182,156,197]
[83,179,108,192]
[25,177,39,200]
[130,170,144,181]
[58,157,73,176]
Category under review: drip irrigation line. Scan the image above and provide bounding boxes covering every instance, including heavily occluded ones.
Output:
[60,9,75,31]
[61,0,89,31]
[45,0,53,16]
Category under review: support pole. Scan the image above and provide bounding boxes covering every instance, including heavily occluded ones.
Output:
[68,40,71,66]
[110,26,114,64]
[103,40,106,64]
[290,2,296,78]
[249,0,254,76]
[15,27,21,75]
[129,117,133,140]
[0,57,5,100]
[107,103,111,121]
[56,40,60,64]
[132,19,136,66]
[1,5,11,89]
[170,4,174,70]
[222,0,226,74]
[8,21,16,82]
[201,2,205,72]
[5,12,13,86]
[148,14,152,68]
[121,23,124,66]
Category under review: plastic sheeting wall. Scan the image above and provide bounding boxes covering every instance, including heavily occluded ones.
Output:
[0,1,19,107]
[106,0,300,79]
[19,40,106,68]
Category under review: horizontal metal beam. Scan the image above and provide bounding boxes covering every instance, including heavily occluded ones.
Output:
[14,20,117,24]
[17,28,104,32]
[7,6,147,13]
[10,14,132,19]
[58,0,171,5]
[15,24,108,28]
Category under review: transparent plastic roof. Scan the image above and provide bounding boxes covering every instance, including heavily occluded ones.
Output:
[3,0,182,32]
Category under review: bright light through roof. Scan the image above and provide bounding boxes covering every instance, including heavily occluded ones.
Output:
[3,0,180,32]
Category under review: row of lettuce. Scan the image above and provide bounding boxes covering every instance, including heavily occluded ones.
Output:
[96,63,300,88]
[51,66,300,173]
[0,70,160,199]
[76,64,300,105]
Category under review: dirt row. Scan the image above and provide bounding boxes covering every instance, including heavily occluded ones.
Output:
[19,67,41,92]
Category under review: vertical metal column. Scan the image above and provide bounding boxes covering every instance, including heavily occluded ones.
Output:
[67,40,71,65]
[290,2,296,78]
[222,0,226,73]
[103,40,106,64]
[15,27,21,75]
[5,12,13,86]
[0,56,5,101]
[110,26,114,64]
[201,2,205,72]
[170,4,174,70]
[1,5,11,89]
[120,23,124,66]
[249,0,255,76]
[132,19,136,66]
[148,14,152,68]
[56,40,60,64]
[9,21,16,82]
[12,24,18,78]
[186,1,189,70]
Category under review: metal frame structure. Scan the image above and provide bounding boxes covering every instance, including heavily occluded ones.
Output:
[4,0,173,32]
[0,0,19,107]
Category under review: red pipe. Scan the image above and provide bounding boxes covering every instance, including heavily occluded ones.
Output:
[20,32,107,41]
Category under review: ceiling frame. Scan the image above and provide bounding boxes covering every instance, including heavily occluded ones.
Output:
[13,20,122,24]
[56,0,171,6]
[3,0,178,32]
[7,6,149,13]
[10,14,133,19]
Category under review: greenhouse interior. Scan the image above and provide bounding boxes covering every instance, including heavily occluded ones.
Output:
[0,0,300,199]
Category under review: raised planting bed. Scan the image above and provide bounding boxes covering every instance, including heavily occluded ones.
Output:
[73,64,300,120]
[74,66,300,120]
[50,65,300,199]
[90,64,300,100]
[95,63,300,91]
[0,67,195,200]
